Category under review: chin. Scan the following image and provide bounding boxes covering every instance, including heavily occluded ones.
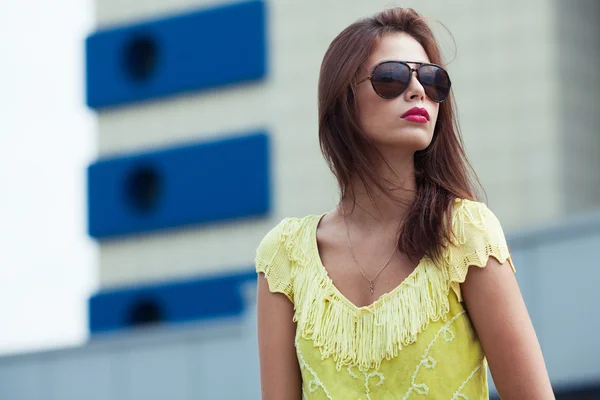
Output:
[384,129,433,151]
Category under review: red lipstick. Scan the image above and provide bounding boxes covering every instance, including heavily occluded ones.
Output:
[401,107,429,123]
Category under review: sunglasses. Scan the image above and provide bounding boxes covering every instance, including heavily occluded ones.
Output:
[357,61,451,103]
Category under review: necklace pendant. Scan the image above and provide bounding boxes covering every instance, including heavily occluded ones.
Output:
[369,282,374,294]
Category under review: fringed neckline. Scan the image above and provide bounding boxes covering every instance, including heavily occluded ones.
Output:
[280,215,453,372]
[309,213,430,312]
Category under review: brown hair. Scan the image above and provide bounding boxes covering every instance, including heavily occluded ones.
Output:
[318,7,483,264]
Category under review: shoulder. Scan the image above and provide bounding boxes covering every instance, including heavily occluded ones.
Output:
[254,214,323,301]
[256,214,320,253]
[451,198,495,219]
[450,198,505,242]
[446,198,515,301]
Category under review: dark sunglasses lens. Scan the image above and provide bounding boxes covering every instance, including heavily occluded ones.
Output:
[418,65,451,102]
[370,62,410,98]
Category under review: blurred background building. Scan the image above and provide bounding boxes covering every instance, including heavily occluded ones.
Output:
[0,0,599,398]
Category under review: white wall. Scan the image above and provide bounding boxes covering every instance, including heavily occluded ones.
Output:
[0,0,96,355]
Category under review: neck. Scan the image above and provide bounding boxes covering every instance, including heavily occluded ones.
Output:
[339,150,417,231]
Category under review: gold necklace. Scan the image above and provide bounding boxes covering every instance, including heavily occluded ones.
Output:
[342,212,398,295]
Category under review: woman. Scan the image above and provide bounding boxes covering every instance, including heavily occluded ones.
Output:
[255,7,554,399]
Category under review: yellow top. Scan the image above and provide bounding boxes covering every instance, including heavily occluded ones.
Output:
[255,199,515,399]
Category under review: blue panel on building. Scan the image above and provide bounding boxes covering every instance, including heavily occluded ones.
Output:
[87,132,270,239]
[85,0,267,108]
[89,269,257,334]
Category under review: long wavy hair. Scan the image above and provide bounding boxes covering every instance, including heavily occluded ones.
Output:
[318,7,484,264]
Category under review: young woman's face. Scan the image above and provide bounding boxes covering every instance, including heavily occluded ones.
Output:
[355,33,440,154]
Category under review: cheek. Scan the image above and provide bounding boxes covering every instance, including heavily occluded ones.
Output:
[430,104,440,128]
[358,88,400,119]
[359,101,396,136]
[356,89,388,128]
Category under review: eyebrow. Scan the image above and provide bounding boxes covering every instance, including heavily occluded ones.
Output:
[367,60,432,71]
[375,59,430,65]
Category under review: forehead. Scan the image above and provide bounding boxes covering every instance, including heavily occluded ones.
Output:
[366,32,430,70]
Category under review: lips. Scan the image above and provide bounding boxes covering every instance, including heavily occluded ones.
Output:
[401,107,430,123]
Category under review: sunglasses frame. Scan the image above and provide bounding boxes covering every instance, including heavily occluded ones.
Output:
[356,60,451,103]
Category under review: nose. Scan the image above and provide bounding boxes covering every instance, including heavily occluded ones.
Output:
[403,69,426,102]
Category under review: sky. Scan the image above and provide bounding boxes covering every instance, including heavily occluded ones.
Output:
[0,0,97,355]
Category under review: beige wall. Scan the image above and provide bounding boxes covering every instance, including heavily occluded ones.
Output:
[94,0,598,286]
[557,0,600,215]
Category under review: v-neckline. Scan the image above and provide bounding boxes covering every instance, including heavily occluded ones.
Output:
[311,213,429,311]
